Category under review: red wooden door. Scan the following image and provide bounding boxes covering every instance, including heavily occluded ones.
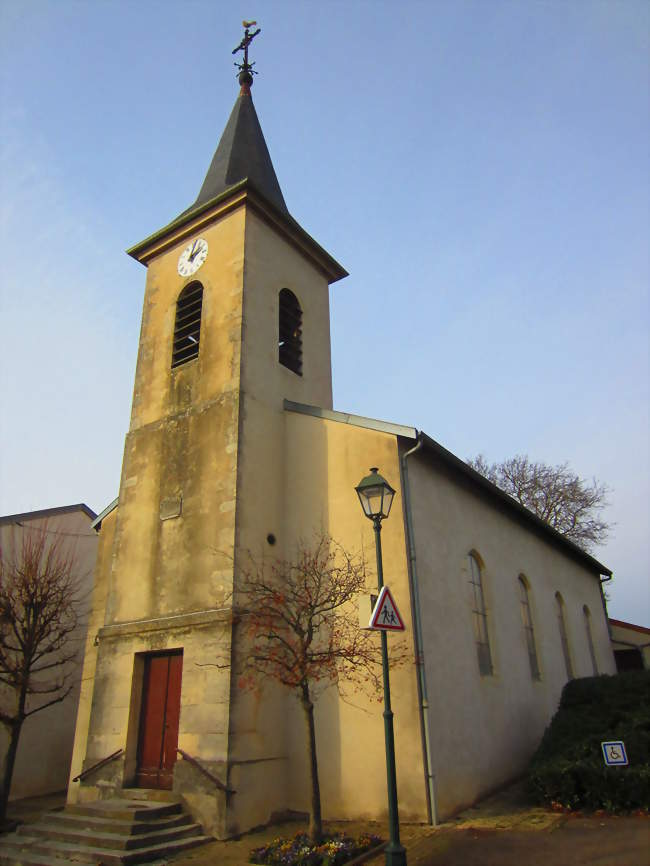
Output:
[136,652,183,789]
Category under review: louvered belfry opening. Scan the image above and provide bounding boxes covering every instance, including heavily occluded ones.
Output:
[172,282,203,368]
[278,288,302,375]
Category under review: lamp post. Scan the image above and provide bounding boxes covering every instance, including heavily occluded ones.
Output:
[356,468,407,866]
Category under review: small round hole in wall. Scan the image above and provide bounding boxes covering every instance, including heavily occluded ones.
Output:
[266,533,277,546]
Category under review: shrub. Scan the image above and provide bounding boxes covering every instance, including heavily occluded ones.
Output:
[249,831,383,866]
[527,670,650,812]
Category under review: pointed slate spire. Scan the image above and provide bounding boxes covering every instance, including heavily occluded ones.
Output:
[188,77,288,216]
[128,27,347,284]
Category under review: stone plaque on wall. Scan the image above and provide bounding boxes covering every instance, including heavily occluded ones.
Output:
[160,496,182,521]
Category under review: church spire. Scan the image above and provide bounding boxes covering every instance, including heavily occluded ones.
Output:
[128,25,346,284]
[188,22,288,216]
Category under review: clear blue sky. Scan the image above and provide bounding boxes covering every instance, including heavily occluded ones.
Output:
[1,1,648,624]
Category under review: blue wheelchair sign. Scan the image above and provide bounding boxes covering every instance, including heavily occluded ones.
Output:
[601,741,628,766]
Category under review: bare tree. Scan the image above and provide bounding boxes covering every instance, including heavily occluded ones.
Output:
[232,536,406,843]
[468,454,611,552]
[0,523,86,820]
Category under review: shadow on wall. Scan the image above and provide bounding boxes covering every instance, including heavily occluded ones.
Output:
[283,417,344,821]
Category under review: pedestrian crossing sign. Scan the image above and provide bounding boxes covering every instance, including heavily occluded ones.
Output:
[369,586,405,632]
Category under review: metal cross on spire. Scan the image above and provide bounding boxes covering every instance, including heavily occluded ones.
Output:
[233,20,261,87]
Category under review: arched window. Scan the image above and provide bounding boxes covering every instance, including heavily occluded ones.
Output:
[518,576,540,680]
[555,592,573,680]
[583,605,598,675]
[172,282,203,368]
[468,553,492,676]
[278,288,302,375]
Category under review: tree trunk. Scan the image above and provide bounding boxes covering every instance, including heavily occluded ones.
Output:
[0,719,23,822]
[301,683,322,843]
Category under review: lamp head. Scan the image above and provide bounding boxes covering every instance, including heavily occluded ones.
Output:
[355,467,396,521]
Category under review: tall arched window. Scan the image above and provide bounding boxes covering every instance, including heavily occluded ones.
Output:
[583,605,598,675]
[555,592,573,680]
[468,553,492,676]
[518,576,540,680]
[278,288,302,375]
[172,282,203,368]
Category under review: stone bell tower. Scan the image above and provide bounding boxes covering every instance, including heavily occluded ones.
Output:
[68,27,346,838]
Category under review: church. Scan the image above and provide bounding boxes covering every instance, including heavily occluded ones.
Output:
[68,32,616,839]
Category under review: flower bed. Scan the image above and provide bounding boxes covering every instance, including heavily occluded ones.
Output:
[250,831,383,866]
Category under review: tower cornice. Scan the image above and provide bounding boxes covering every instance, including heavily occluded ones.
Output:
[127,182,348,284]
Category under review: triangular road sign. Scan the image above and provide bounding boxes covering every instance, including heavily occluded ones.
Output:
[369,586,405,632]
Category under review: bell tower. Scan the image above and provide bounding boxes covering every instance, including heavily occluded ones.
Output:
[69,26,346,838]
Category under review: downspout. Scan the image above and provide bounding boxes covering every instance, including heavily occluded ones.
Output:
[598,574,616,670]
[400,434,438,826]
[599,574,613,634]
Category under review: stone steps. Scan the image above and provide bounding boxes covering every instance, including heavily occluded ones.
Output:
[37,810,189,836]
[0,796,212,865]
[21,819,203,850]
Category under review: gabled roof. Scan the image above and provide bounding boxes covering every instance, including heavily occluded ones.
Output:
[284,400,612,578]
[609,618,650,635]
[0,503,97,526]
[415,432,612,577]
[91,497,118,531]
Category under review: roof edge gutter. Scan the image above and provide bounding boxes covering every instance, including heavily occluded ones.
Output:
[418,432,612,579]
[400,432,438,826]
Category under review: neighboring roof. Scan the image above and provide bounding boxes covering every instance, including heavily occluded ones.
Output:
[91,497,119,531]
[187,87,288,217]
[0,503,97,526]
[283,400,612,578]
[609,618,650,635]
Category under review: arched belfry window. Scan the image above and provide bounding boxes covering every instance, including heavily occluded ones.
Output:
[172,282,203,368]
[468,552,493,676]
[278,288,302,375]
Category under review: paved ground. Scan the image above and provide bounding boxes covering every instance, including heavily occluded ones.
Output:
[169,782,650,866]
[378,817,650,866]
[6,785,649,866]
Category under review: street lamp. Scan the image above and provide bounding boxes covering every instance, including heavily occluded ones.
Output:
[355,468,407,866]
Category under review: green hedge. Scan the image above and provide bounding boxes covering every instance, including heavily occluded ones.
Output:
[527,670,650,811]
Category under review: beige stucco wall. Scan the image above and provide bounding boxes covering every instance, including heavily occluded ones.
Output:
[107,205,246,627]
[0,508,97,801]
[278,413,427,824]
[66,205,247,835]
[404,447,616,819]
[217,204,427,830]
[224,207,343,834]
[66,200,342,837]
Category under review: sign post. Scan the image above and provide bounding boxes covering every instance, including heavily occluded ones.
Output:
[356,466,407,866]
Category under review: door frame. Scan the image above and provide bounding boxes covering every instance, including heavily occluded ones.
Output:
[126,649,184,790]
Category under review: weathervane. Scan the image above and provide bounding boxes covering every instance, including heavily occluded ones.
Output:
[233,20,261,86]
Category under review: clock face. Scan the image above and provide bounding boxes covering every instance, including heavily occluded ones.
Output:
[177,237,208,277]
